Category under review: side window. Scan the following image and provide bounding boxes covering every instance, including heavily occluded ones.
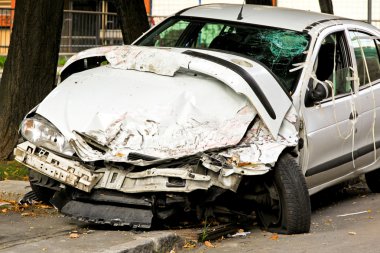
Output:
[313,32,352,96]
[140,20,190,47]
[349,31,380,86]
[191,23,225,48]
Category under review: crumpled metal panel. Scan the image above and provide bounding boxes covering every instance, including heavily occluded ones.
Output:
[105,46,292,137]
[220,106,299,168]
[36,45,298,173]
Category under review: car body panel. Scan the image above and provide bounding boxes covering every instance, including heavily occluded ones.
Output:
[177,4,337,32]
[13,3,380,229]
[36,46,294,166]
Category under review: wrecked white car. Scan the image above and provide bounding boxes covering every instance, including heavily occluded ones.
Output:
[14,4,380,234]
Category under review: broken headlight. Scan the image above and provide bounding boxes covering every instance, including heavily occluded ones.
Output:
[20,115,74,155]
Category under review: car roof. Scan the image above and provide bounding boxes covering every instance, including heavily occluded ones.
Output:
[177,4,342,32]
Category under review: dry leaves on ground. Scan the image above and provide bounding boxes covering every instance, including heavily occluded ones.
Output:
[69,232,80,239]
[270,233,279,240]
[183,240,197,249]
[204,241,215,248]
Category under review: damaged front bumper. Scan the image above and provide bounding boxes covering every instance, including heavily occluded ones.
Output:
[14,141,272,228]
[14,141,271,194]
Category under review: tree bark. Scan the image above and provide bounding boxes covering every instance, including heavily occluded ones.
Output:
[319,0,334,14]
[113,0,150,45]
[246,0,273,5]
[0,0,64,160]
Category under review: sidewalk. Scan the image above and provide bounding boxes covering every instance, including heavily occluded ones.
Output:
[0,180,30,202]
[0,180,185,253]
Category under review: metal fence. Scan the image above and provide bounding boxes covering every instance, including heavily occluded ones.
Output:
[0,8,13,55]
[0,8,166,56]
[61,10,122,54]
[0,8,379,56]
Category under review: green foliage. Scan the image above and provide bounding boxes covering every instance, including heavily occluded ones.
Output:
[0,161,29,181]
[0,56,6,68]
[199,217,211,242]
[57,56,68,66]
[0,56,69,68]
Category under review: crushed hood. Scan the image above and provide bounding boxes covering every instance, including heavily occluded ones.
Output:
[36,46,296,165]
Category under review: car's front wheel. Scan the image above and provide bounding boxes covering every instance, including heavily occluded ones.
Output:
[255,154,311,234]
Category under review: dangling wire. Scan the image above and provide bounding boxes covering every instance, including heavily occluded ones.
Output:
[355,33,377,162]
[322,34,358,167]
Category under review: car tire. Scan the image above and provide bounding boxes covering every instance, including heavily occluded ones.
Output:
[256,153,311,234]
[365,169,380,193]
[29,170,60,203]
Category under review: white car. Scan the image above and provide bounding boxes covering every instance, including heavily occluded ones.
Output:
[14,4,380,234]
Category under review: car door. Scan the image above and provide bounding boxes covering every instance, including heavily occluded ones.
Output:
[301,28,360,190]
[346,29,380,169]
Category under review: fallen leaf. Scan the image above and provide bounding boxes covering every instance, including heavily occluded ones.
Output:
[204,241,215,248]
[21,212,36,217]
[270,233,279,240]
[348,231,357,235]
[36,204,53,209]
[69,233,80,239]
[183,240,197,249]
[1,208,8,213]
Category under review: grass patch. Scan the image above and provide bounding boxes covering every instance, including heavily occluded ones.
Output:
[0,161,28,181]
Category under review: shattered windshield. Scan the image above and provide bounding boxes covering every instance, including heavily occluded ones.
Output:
[137,17,310,93]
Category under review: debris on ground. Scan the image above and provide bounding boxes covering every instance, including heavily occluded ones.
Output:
[228,229,252,238]
[337,210,372,217]
[196,223,241,242]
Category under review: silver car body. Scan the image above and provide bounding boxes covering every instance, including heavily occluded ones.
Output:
[15,4,380,196]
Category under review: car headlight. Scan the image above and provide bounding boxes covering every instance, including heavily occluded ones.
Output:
[20,115,74,155]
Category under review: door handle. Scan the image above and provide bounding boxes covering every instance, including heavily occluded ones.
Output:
[349,111,359,120]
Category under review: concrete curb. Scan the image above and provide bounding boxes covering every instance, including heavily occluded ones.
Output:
[0,180,30,202]
[0,180,186,253]
[99,232,183,253]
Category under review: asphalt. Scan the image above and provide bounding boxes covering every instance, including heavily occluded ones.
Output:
[0,180,185,253]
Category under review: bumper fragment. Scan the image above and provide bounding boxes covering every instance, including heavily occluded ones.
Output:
[14,142,101,192]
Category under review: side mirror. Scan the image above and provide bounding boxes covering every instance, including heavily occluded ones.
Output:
[305,78,332,107]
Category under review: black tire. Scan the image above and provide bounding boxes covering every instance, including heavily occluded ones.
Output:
[256,154,311,234]
[29,170,60,203]
[365,168,380,193]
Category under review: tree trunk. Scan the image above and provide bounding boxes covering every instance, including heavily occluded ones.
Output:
[0,0,64,160]
[319,0,334,14]
[246,0,273,5]
[113,0,150,45]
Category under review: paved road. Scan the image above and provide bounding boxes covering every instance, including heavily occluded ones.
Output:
[1,181,379,253]
[187,181,380,253]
